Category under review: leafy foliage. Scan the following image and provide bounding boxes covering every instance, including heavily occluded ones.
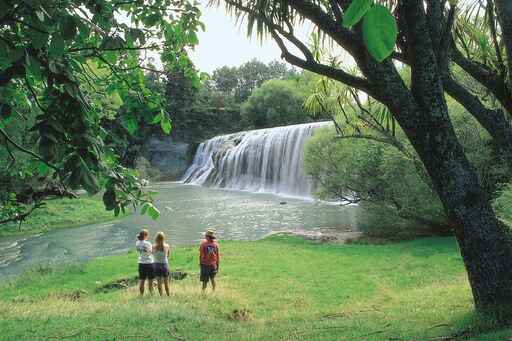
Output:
[494,183,512,227]
[211,59,297,101]
[304,97,510,233]
[241,78,312,129]
[304,127,445,229]
[0,0,202,223]
[362,5,398,62]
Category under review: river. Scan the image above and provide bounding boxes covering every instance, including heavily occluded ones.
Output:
[0,182,365,279]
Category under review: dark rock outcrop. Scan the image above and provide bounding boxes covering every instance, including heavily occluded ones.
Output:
[143,137,196,180]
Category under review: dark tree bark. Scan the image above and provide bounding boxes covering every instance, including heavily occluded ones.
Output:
[219,0,512,318]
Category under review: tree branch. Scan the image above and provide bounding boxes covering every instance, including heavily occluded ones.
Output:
[0,202,45,226]
[451,45,512,112]
[0,128,59,171]
[444,76,512,154]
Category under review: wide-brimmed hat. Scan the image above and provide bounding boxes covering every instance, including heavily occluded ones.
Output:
[205,228,217,239]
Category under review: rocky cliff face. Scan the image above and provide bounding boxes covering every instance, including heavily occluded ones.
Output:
[143,136,196,180]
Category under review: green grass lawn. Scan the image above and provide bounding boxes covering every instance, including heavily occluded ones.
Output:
[1,235,511,340]
[0,196,129,238]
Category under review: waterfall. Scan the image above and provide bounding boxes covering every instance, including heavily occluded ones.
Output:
[181,121,330,198]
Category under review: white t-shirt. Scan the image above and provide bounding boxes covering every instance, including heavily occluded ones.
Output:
[135,240,154,264]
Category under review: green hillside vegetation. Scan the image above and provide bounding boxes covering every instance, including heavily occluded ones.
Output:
[0,196,128,238]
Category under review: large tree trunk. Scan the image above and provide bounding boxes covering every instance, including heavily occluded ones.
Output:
[367,0,512,318]
[264,0,512,317]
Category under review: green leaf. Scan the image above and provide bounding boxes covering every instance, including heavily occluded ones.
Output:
[122,112,138,135]
[362,5,398,62]
[25,54,42,80]
[38,162,49,176]
[28,29,49,49]
[62,16,78,40]
[49,34,65,58]
[343,0,373,28]
[145,203,160,220]
[141,202,149,215]
[81,162,100,194]
[103,188,117,211]
[104,51,117,64]
[151,111,163,124]
[160,116,172,134]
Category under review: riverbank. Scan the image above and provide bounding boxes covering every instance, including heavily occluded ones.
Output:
[0,196,129,238]
[1,235,510,340]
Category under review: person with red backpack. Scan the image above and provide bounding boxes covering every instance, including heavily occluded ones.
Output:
[199,228,220,292]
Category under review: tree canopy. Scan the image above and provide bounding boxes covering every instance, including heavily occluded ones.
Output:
[0,0,202,223]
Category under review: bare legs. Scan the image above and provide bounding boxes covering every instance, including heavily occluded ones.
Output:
[201,278,216,293]
[139,279,145,295]
[157,277,170,296]
[139,279,154,296]
[164,277,170,296]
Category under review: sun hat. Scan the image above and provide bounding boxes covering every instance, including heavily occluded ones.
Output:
[205,228,217,239]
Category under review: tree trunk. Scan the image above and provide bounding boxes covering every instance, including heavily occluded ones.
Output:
[271,0,512,318]
[388,70,512,320]
[369,0,512,319]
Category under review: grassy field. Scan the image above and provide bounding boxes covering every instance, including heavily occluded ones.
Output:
[0,196,129,238]
[1,235,511,340]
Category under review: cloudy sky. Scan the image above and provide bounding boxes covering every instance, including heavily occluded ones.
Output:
[189,2,283,73]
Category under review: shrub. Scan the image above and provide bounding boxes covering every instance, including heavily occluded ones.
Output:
[135,157,161,181]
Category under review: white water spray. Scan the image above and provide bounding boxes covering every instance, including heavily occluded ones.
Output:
[182,121,330,198]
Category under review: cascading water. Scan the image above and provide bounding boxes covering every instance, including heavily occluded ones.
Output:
[181,121,331,198]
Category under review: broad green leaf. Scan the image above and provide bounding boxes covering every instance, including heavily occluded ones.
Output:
[28,29,48,49]
[38,162,49,176]
[145,203,160,220]
[362,5,398,62]
[25,54,42,80]
[160,116,172,134]
[343,0,373,28]
[104,51,118,64]
[122,112,138,135]
[49,34,65,58]
[151,111,163,124]
[141,202,149,215]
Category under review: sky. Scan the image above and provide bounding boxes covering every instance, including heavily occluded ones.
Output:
[189,2,283,73]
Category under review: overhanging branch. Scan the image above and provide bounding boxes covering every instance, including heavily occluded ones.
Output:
[0,128,59,171]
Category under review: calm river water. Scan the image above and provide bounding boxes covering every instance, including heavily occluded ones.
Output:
[0,182,366,279]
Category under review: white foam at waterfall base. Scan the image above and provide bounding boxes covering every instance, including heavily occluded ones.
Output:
[181,121,332,199]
